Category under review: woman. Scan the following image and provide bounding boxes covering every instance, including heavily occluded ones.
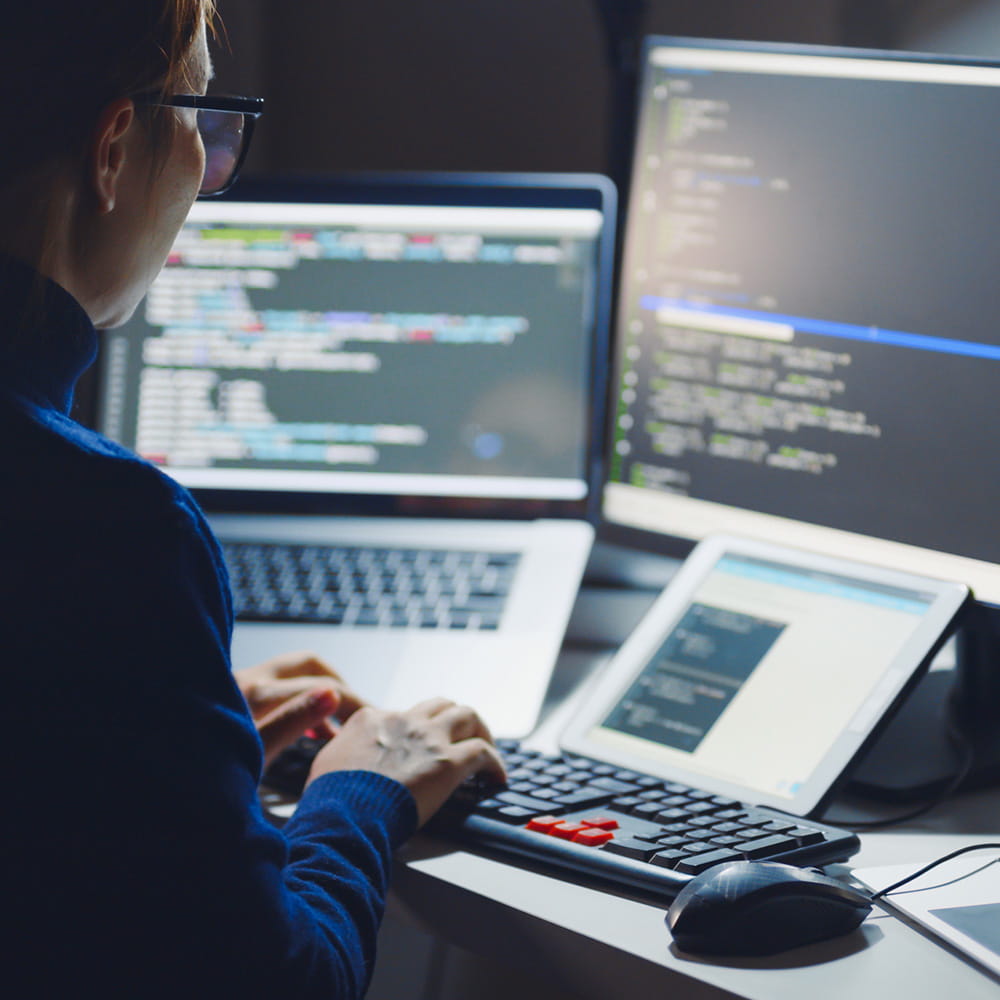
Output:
[0,4,504,996]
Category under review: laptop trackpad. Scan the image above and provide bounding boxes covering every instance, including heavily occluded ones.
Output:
[229,622,406,708]
[229,622,539,735]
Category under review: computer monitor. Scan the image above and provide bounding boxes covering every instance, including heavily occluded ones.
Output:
[603,37,1000,608]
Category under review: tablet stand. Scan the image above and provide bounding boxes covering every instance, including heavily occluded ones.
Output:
[848,602,1000,800]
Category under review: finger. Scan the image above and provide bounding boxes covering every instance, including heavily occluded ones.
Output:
[310,717,338,741]
[448,738,507,785]
[245,676,367,721]
[329,684,366,721]
[268,650,345,681]
[242,677,336,717]
[257,688,339,766]
[408,697,457,719]
[435,703,495,744]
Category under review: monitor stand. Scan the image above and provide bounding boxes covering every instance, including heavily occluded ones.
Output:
[848,602,1000,801]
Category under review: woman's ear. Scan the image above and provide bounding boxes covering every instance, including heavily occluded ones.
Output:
[89,99,136,214]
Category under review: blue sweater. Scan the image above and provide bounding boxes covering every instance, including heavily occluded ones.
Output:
[0,258,418,998]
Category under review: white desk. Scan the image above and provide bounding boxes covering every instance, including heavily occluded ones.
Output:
[369,573,1000,1000]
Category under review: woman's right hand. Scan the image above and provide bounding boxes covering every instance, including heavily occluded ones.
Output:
[305,698,507,827]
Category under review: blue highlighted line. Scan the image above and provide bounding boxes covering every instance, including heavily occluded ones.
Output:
[642,296,1000,362]
[717,556,931,615]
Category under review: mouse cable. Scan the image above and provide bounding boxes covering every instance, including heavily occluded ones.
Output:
[823,710,975,831]
[870,843,1000,901]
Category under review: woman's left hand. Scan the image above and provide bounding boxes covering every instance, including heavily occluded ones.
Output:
[235,651,366,765]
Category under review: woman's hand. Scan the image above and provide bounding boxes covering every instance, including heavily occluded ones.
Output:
[235,651,366,766]
[306,698,507,827]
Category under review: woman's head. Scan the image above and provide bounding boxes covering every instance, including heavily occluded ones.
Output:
[2,2,217,188]
[1,2,218,328]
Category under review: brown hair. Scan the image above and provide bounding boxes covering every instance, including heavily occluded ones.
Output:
[0,2,217,188]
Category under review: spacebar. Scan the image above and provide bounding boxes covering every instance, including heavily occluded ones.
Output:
[495,791,566,813]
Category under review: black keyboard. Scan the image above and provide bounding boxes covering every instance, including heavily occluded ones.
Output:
[223,541,520,631]
[263,736,861,902]
[431,740,861,902]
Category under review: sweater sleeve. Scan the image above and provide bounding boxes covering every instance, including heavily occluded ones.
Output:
[1,455,418,998]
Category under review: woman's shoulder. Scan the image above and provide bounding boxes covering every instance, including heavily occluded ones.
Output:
[0,396,217,551]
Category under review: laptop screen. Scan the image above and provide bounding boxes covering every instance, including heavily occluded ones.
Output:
[95,175,613,510]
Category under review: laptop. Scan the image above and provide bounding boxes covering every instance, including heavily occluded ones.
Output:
[91,172,616,736]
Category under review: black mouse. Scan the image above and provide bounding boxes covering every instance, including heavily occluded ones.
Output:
[666,861,873,956]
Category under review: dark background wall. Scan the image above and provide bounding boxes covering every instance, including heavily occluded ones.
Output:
[211,0,997,185]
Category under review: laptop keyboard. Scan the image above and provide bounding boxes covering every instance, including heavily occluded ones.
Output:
[222,541,520,630]
[432,739,860,901]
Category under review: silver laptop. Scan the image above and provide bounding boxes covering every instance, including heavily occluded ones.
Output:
[92,173,616,736]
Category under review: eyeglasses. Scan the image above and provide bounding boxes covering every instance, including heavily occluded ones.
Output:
[133,94,264,197]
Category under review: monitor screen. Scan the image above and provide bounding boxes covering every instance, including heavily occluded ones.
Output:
[603,38,1000,604]
[96,176,612,506]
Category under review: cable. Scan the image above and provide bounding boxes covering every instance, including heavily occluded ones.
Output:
[872,843,1000,901]
[824,710,975,831]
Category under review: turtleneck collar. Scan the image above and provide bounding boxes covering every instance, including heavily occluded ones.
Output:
[0,254,98,415]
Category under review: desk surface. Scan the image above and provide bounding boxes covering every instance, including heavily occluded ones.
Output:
[384,568,1000,1000]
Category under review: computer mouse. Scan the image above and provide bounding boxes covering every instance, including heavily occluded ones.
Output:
[666,861,873,956]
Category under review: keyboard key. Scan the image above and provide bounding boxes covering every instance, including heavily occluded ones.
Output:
[635,776,664,789]
[737,834,801,858]
[653,835,688,849]
[678,841,716,856]
[713,808,747,821]
[508,781,540,795]
[711,822,746,835]
[650,849,688,869]
[544,764,574,778]
[530,788,562,801]
[551,822,589,841]
[787,827,826,846]
[674,849,746,875]
[760,819,797,834]
[602,838,661,862]
[611,796,642,811]
[589,776,641,795]
[684,801,721,816]
[573,828,615,847]
[496,806,539,823]
[658,822,694,836]
[495,790,563,814]
[553,788,615,810]
[580,816,619,831]
[709,834,744,847]
[634,830,670,844]
[631,801,667,820]
[653,807,689,824]
[737,809,778,827]
[507,768,539,782]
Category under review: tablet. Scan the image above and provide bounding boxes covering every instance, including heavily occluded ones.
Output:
[856,853,1000,982]
[561,535,969,816]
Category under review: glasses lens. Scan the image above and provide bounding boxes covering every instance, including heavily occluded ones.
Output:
[197,109,245,195]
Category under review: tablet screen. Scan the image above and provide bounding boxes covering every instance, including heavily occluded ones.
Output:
[562,537,968,815]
